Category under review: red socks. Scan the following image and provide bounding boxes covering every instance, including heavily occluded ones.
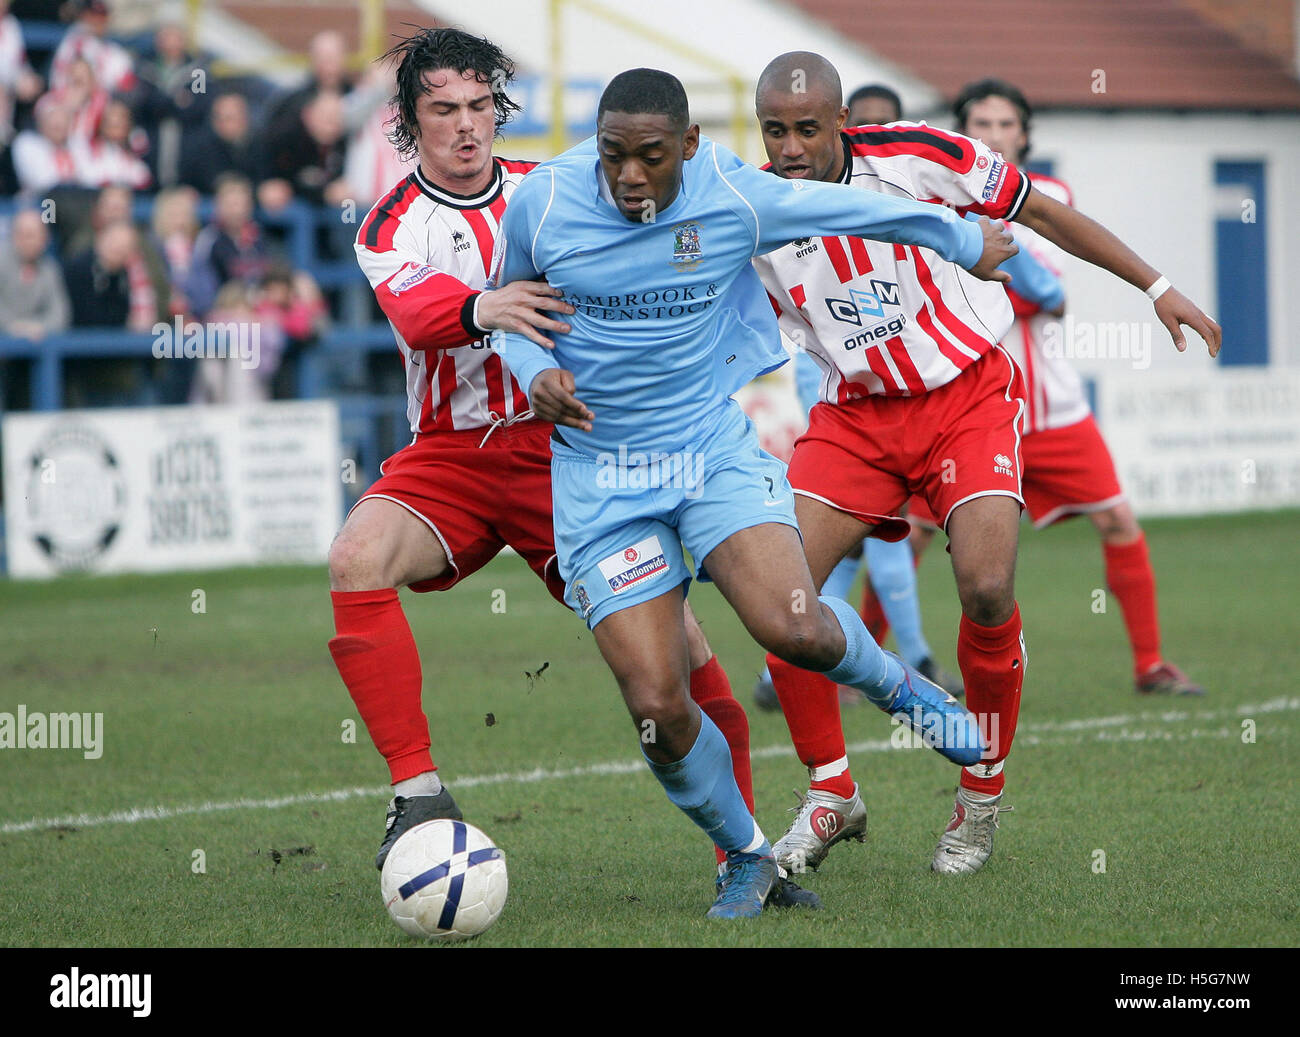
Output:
[860,581,890,646]
[957,603,1025,796]
[689,655,754,866]
[329,588,434,784]
[1103,535,1162,677]
[767,652,854,798]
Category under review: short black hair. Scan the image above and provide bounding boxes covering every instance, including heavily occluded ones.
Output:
[847,84,902,121]
[953,78,1032,154]
[598,68,689,132]
[383,27,521,161]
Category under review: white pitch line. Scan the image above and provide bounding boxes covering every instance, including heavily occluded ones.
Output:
[2,699,1294,835]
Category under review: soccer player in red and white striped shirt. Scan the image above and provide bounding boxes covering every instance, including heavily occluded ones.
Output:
[751,52,1220,876]
[329,30,809,905]
[949,78,1205,697]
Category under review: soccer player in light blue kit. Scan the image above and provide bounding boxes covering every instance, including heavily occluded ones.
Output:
[493,69,1016,917]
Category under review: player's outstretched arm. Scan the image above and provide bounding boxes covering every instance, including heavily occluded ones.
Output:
[723,145,1016,281]
[528,368,593,432]
[1014,191,1222,356]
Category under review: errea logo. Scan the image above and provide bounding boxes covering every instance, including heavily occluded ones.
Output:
[994,453,1014,476]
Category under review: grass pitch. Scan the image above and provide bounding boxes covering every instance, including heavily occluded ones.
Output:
[1,510,1296,947]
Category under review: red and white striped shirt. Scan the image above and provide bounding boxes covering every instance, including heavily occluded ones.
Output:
[1000,173,1091,432]
[355,157,536,435]
[50,26,137,95]
[753,122,1030,401]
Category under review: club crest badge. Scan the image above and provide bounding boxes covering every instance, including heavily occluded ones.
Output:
[670,221,703,271]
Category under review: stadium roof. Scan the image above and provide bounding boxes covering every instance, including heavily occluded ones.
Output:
[790,0,1300,112]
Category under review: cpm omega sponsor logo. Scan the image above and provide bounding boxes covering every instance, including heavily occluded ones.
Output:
[824,280,901,325]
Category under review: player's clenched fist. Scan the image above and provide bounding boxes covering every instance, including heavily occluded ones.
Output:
[477,280,575,349]
[968,217,1018,283]
[529,368,594,432]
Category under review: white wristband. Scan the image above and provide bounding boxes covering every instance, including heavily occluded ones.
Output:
[1145,276,1171,302]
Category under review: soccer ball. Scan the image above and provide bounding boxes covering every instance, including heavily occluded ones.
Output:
[380,819,508,940]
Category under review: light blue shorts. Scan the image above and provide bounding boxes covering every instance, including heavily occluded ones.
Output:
[551,400,799,629]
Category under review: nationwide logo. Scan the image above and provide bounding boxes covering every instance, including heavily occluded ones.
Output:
[981,157,1006,201]
[670,221,704,271]
[994,452,1014,475]
[388,263,439,295]
[598,535,670,594]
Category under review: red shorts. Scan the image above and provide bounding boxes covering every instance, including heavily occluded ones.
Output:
[788,347,1026,534]
[1020,415,1125,528]
[353,419,565,599]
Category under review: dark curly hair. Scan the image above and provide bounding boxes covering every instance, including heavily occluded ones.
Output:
[383,27,521,160]
[952,78,1032,159]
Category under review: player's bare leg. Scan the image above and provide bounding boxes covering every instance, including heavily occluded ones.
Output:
[328,499,463,868]
[592,586,777,917]
[329,498,450,592]
[934,494,1024,874]
[594,585,700,764]
[1088,502,1204,696]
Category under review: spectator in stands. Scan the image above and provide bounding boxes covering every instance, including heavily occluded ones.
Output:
[50,55,109,144]
[0,209,71,340]
[0,0,45,145]
[11,94,80,193]
[256,262,328,397]
[149,184,203,317]
[262,28,353,144]
[148,184,204,403]
[189,171,270,317]
[64,181,132,257]
[258,89,350,210]
[180,89,257,195]
[190,280,284,405]
[343,64,413,208]
[79,96,151,188]
[133,18,211,186]
[63,218,155,331]
[50,0,137,97]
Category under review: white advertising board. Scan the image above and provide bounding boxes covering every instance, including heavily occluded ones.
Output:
[3,401,342,578]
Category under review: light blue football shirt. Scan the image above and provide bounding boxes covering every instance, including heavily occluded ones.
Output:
[493,134,985,456]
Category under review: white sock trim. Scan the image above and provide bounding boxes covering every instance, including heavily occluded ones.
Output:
[809,755,849,783]
[964,760,1004,781]
[393,771,443,798]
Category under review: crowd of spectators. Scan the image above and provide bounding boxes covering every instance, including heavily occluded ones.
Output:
[0,0,399,407]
